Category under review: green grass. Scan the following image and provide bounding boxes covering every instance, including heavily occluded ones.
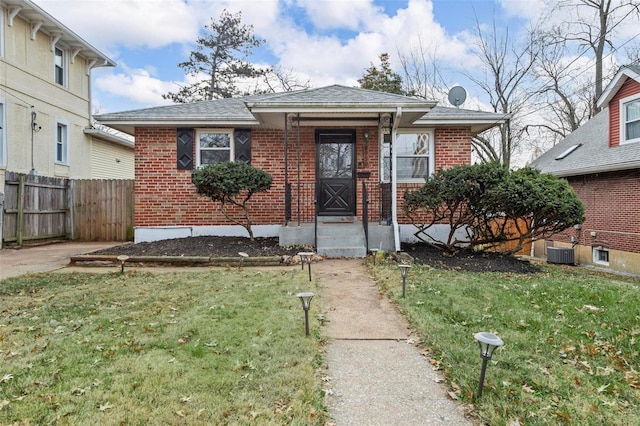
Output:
[0,269,326,425]
[371,260,640,425]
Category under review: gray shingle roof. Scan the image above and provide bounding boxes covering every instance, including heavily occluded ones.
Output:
[246,85,432,105]
[94,85,506,135]
[530,108,640,176]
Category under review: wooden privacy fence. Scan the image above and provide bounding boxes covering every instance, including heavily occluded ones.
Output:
[2,172,133,246]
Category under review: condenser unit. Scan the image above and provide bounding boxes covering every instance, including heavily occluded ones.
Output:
[547,247,575,265]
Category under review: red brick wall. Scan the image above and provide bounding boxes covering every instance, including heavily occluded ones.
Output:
[609,79,640,147]
[134,126,472,228]
[549,170,640,253]
[134,128,287,227]
[396,128,472,224]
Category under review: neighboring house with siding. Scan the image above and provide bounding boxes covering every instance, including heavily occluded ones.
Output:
[96,86,507,257]
[530,65,640,275]
[0,0,132,193]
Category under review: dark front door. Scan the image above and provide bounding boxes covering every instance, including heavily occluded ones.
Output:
[316,130,356,216]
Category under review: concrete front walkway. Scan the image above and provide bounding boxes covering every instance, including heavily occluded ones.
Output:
[0,242,121,280]
[315,259,472,426]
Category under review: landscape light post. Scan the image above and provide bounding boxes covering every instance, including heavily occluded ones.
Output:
[298,252,314,281]
[238,252,248,270]
[398,264,411,298]
[474,332,504,398]
[370,248,379,265]
[116,255,129,274]
[296,292,314,336]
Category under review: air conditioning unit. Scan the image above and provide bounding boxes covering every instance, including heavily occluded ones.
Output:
[547,247,575,265]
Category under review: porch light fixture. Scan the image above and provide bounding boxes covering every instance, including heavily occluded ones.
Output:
[116,255,129,274]
[363,129,369,142]
[298,251,314,282]
[296,292,314,336]
[238,252,249,270]
[474,331,504,397]
[398,263,411,298]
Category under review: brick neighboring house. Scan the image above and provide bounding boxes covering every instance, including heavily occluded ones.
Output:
[530,65,640,275]
[95,85,507,257]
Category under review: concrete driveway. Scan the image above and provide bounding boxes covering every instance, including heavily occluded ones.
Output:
[0,242,122,280]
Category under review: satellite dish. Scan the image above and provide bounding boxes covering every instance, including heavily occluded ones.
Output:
[447,86,467,108]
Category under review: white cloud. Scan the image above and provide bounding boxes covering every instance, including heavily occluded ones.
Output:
[93,64,176,110]
[297,0,384,31]
[36,0,202,50]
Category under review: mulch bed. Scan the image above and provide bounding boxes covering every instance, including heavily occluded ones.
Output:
[92,236,540,273]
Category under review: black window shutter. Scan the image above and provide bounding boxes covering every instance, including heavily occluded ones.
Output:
[234,129,251,164]
[177,128,194,170]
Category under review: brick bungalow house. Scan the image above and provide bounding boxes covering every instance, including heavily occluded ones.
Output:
[530,65,640,275]
[95,85,507,257]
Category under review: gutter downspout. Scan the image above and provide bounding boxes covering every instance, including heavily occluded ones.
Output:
[391,107,402,252]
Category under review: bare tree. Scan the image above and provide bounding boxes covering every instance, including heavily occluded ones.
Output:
[465,20,540,168]
[260,66,311,93]
[397,36,449,100]
[546,0,640,113]
[525,33,595,146]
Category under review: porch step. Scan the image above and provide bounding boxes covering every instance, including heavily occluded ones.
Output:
[316,222,367,258]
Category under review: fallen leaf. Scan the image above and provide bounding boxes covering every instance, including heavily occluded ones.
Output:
[597,383,610,393]
[180,396,192,403]
[99,402,114,411]
[522,384,535,394]
[447,391,458,400]
[175,410,186,417]
[1,374,13,383]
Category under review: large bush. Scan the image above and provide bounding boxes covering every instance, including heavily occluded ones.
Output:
[404,163,585,253]
[192,162,272,240]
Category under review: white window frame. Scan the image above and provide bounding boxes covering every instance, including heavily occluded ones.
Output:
[619,93,640,145]
[55,120,69,164]
[54,46,67,86]
[381,129,435,183]
[196,129,234,167]
[592,246,609,266]
[0,100,6,167]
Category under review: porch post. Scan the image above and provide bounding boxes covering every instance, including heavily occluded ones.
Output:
[296,113,301,226]
[391,107,402,252]
[284,113,289,225]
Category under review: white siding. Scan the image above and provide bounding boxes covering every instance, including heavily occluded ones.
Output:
[91,139,134,179]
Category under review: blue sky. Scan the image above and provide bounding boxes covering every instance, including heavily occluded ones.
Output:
[35,0,636,116]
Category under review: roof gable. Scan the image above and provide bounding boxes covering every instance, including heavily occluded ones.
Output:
[597,65,640,108]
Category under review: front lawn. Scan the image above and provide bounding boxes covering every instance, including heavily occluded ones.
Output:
[0,269,326,425]
[372,261,640,425]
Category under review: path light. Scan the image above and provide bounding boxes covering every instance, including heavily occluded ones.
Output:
[296,292,314,336]
[238,252,249,270]
[474,331,504,398]
[370,248,379,265]
[398,263,411,298]
[116,255,129,274]
[298,252,314,282]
